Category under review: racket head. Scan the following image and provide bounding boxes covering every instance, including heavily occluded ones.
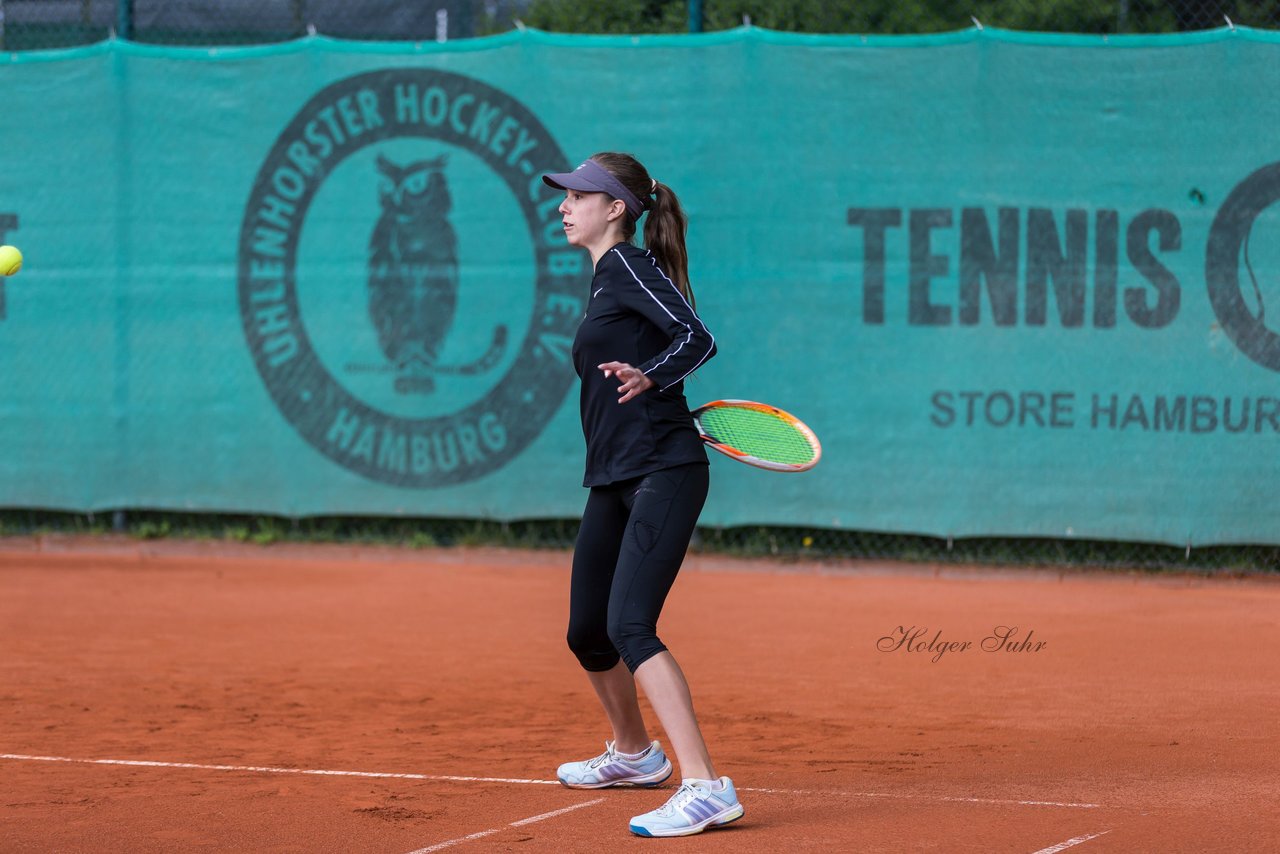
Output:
[692,399,822,472]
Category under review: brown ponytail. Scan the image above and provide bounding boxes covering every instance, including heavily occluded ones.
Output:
[589,151,696,309]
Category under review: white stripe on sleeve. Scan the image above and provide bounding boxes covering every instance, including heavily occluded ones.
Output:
[611,248,715,390]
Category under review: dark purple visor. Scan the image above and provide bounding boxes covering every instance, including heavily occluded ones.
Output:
[543,159,646,219]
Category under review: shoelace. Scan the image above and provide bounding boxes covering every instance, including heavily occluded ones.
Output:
[588,742,647,769]
[655,782,709,817]
[587,742,631,769]
[587,746,615,769]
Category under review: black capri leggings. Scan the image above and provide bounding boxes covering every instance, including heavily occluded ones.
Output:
[566,462,709,674]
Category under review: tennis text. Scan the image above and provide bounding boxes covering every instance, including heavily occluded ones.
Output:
[848,206,1179,328]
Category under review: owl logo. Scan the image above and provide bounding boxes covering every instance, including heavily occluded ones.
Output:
[241,69,583,488]
[367,153,506,394]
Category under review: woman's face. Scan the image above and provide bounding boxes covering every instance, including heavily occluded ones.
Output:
[559,190,623,249]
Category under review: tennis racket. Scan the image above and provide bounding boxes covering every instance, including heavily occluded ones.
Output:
[692,399,822,472]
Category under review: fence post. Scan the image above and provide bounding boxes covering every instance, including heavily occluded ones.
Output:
[688,0,703,33]
[116,0,133,40]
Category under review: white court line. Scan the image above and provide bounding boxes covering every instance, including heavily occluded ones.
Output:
[0,753,1100,809]
[1030,830,1112,853]
[738,785,1100,809]
[405,798,604,854]
[0,753,558,786]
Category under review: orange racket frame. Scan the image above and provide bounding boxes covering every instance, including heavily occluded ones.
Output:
[692,399,823,473]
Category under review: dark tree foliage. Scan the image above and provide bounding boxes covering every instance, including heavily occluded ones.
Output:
[522,0,1280,34]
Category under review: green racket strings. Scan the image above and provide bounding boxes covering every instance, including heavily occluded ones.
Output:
[698,407,815,464]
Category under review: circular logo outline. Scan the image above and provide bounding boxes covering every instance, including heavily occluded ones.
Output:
[238,69,583,487]
[1206,161,1280,372]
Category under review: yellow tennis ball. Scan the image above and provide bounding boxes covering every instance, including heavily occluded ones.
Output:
[0,245,22,277]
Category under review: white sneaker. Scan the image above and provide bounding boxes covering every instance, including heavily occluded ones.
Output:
[629,777,744,837]
[556,740,673,789]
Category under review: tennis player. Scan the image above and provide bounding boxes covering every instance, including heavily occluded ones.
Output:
[542,153,744,838]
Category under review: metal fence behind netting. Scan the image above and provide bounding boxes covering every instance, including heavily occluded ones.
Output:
[1,510,1276,572]
[2,1,1278,50]
[0,1,522,49]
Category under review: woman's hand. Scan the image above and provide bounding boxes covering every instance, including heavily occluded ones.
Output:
[598,361,656,403]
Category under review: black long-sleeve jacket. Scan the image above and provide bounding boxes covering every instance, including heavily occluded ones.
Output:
[571,242,717,487]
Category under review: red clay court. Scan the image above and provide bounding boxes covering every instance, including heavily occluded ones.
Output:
[2,537,1278,852]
